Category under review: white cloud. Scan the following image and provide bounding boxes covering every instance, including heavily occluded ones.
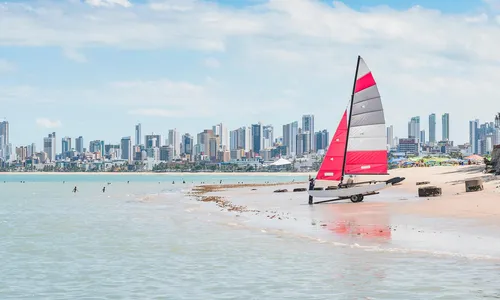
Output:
[204,57,220,68]
[484,0,500,11]
[36,118,62,128]
[2,0,500,143]
[465,13,488,23]
[109,79,206,104]
[84,0,132,8]
[128,108,213,117]
[0,59,16,73]
[62,48,87,62]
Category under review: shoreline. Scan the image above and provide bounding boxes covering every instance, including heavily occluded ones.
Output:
[0,171,314,177]
[185,173,500,259]
[187,165,500,224]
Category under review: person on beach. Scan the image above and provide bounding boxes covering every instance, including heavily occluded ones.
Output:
[102,186,106,193]
[309,177,316,190]
[73,186,78,193]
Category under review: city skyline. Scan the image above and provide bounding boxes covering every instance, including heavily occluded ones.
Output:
[4,110,500,153]
[1,113,330,162]
[4,110,500,164]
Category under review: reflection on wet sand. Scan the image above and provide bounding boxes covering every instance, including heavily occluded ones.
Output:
[322,203,392,240]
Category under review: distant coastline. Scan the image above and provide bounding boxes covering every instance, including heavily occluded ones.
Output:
[0,171,315,176]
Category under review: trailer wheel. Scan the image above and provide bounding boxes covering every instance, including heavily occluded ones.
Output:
[350,194,364,203]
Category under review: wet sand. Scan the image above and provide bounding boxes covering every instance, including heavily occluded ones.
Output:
[189,165,500,259]
[192,165,500,222]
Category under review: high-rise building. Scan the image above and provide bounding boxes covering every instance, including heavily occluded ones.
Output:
[160,145,174,162]
[428,113,436,144]
[296,130,311,156]
[469,119,479,154]
[420,130,425,146]
[135,123,142,146]
[27,143,36,158]
[282,121,298,156]
[212,123,228,151]
[263,125,274,150]
[0,121,9,146]
[251,123,263,155]
[314,130,329,152]
[196,129,213,156]
[208,136,220,160]
[386,125,394,148]
[442,113,450,141]
[230,127,248,152]
[75,136,84,153]
[168,129,180,158]
[120,136,132,162]
[182,133,193,157]
[145,134,161,148]
[408,116,420,140]
[89,140,104,153]
[15,146,27,162]
[302,115,315,152]
[244,127,251,152]
[50,132,56,156]
[229,129,238,151]
[43,133,56,162]
[61,136,71,155]
[0,120,9,160]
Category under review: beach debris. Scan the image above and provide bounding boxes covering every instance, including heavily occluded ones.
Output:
[199,196,248,212]
[465,179,484,192]
[187,182,304,217]
[416,181,430,185]
[188,182,303,196]
[293,188,307,192]
[418,186,442,197]
[251,188,257,191]
[274,189,288,193]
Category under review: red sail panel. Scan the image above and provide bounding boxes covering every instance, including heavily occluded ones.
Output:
[354,72,376,93]
[345,57,388,175]
[316,110,347,181]
[344,150,387,174]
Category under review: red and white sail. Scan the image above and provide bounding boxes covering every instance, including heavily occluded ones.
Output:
[316,110,347,181]
[344,57,388,175]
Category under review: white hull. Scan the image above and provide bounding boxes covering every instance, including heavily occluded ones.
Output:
[307,182,389,198]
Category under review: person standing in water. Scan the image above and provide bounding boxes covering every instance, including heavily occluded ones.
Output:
[73,186,78,193]
[102,186,106,193]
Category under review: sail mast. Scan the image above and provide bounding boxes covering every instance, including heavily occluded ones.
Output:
[340,55,361,184]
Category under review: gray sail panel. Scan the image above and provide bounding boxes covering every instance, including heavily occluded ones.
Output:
[353,85,379,104]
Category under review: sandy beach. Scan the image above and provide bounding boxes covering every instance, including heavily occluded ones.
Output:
[0,171,315,177]
[192,165,500,224]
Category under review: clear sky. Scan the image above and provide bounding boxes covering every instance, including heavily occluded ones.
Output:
[1,0,499,147]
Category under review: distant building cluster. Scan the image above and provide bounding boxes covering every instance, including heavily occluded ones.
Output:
[1,115,331,171]
[386,112,500,157]
[4,112,500,171]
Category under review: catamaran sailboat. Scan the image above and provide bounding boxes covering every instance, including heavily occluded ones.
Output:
[308,55,403,204]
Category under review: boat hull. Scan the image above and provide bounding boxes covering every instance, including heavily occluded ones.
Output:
[307,182,388,198]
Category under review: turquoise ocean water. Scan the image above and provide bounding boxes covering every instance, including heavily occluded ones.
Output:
[1,173,499,299]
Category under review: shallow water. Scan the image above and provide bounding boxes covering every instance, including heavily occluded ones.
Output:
[1,174,500,299]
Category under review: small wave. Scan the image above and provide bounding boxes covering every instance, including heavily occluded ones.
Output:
[357,244,499,261]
